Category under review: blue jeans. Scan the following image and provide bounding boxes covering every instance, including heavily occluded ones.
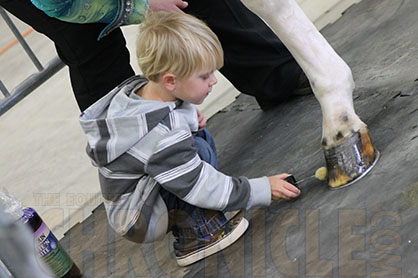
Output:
[160,128,226,237]
[193,128,218,170]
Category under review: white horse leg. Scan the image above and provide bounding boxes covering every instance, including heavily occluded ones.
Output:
[240,0,377,188]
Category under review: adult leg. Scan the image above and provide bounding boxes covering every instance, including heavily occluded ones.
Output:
[185,0,304,106]
[239,0,377,188]
[0,0,134,111]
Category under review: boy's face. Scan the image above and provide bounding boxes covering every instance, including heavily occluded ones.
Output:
[173,68,218,105]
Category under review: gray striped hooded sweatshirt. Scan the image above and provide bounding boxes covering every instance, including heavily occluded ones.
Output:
[79,76,271,243]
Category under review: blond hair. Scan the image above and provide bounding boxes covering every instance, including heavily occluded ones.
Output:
[136,11,224,81]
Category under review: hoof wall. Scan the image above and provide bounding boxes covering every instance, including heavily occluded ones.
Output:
[328,149,380,190]
[324,130,379,190]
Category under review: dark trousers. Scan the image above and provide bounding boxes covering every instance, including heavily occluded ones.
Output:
[185,0,302,103]
[0,0,302,111]
[1,0,134,111]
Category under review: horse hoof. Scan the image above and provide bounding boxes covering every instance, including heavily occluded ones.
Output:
[323,129,379,190]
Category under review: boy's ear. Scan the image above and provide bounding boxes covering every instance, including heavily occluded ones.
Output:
[161,73,176,91]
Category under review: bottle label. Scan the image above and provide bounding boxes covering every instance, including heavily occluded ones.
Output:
[34,222,73,277]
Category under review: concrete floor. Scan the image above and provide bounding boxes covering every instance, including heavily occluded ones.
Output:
[57,0,418,277]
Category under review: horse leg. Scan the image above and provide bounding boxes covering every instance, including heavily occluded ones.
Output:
[240,0,378,188]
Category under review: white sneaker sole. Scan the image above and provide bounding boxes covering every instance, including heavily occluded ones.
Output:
[176,217,249,267]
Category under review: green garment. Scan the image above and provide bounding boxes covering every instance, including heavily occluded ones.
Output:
[30,0,149,39]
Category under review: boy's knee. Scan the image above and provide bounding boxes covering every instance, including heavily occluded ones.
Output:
[194,128,218,168]
[194,137,218,168]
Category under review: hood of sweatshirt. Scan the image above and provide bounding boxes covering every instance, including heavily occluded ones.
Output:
[79,75,198,167]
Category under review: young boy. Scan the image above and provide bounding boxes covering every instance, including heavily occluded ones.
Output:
[79,11,300,266]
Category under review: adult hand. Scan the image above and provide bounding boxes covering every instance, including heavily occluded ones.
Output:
[268,173,301,200]
[149,0,189,13]
[197,109,207,130]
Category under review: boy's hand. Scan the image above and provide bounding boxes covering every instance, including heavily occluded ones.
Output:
[149,0,188,13]
[268,173,301,200]
[197,109,207,130]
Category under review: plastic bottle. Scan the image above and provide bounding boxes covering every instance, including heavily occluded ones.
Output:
[0,187,81,278]
[21,208,82,278]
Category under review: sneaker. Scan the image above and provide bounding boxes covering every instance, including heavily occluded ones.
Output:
[224,210,241,220]
[174,216,249,266]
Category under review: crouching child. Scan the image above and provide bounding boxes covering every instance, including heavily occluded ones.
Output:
[79,11,300,266]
